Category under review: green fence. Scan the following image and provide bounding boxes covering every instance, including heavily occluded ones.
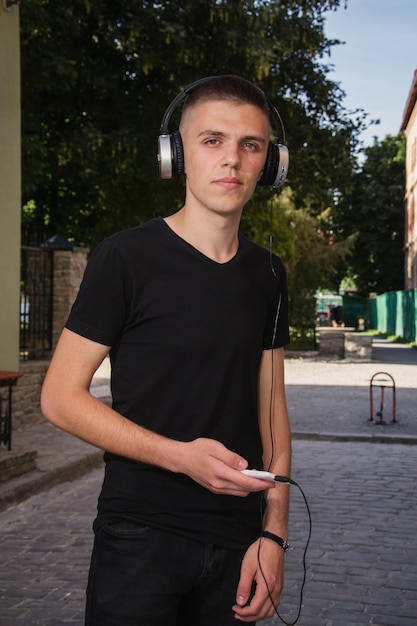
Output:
[367,289,416,343]
[343,290,417,343]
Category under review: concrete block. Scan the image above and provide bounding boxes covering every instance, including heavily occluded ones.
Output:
[318,328,345,356]
[345,332,373,361]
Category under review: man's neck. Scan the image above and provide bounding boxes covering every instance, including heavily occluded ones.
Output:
[164,206,241,264]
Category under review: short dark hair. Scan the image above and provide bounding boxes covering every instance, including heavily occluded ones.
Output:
[180,75,270,122]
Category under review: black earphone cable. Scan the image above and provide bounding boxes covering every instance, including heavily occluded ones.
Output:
[255,196,311,625]
[266,194,281,473]
[257,477,312,625]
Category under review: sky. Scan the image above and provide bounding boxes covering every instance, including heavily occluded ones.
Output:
[324,0,417,148]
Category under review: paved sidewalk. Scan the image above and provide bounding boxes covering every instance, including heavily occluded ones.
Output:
[0,338,416,513]
[0,338,416,624]
[1,438,416,625]
[285,338,417,444]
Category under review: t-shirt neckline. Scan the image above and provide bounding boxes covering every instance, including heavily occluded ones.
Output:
[158,217,241,267]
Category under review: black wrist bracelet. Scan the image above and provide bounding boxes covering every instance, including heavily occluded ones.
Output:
[261,531,290,552]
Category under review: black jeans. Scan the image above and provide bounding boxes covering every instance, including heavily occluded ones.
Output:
[85,521,254,626]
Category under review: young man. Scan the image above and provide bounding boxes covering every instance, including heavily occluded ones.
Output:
[41,75,291,625]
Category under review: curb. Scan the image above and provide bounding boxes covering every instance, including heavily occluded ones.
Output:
[2,430,416,514]
[292,431,417,446]
[0,449,104,514]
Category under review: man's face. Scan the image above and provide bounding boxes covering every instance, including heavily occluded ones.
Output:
[180,99,270,218]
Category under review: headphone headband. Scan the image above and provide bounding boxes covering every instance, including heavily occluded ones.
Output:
[159,77,216,135]
[157,76,289,188]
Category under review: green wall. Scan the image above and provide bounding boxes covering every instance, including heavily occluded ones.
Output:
[367,290,417,343]
[0,5,21,370]
[343,290,417,343]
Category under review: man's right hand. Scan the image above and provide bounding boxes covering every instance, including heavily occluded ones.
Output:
[176,438,275,497]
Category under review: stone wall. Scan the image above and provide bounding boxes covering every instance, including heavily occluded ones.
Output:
[8,246,88,431]
[52,247,88,350]
[12,360,49,429]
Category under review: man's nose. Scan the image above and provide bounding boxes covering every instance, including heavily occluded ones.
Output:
[223,144,241,168]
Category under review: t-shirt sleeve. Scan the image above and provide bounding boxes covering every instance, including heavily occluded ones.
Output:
[65,239,131,347]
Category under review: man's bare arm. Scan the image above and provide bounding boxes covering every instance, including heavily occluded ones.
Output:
[41,328,273,497]
[234,347,291,622]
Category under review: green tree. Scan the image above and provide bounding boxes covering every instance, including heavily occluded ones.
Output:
[282,202,354,334]
[337,133,406,295]
[20,0,362,249]
[243,188,355,339]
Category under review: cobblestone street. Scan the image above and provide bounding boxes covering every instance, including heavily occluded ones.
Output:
[0,469,98,625]
[1,437,416,625]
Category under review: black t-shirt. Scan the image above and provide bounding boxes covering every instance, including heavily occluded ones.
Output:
[66,217,289,549]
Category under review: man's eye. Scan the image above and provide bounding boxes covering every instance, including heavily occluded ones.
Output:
[244,142,258,151]
[205,138,220,145]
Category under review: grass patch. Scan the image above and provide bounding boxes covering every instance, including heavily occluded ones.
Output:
[367,330,417,349]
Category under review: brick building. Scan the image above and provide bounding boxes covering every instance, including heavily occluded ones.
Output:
[401,69,417,290]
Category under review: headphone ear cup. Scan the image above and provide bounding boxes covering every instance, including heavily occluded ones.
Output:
[171,130,184,177]
[158,131,184,178]
[258,142,289,188]
[258,142,279,187]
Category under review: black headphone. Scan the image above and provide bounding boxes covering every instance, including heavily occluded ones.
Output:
[157,77,289,188]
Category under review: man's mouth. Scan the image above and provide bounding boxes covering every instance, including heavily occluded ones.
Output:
[213,177,243,189]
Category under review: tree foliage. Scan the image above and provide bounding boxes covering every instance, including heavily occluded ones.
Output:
[337,133,406,295]
[20,0,362,249]
[242,188,356,330]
